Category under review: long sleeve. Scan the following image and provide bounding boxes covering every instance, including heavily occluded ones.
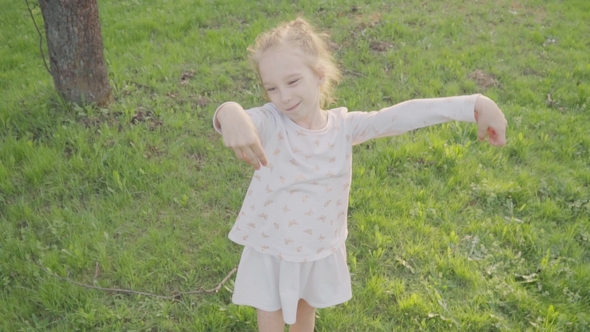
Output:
[345,94,480,145]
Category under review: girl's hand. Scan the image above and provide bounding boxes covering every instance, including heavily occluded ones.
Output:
[474,95,507,146]
[216,103,268,170]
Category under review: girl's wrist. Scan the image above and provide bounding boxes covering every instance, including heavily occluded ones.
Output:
[215,102,243,129]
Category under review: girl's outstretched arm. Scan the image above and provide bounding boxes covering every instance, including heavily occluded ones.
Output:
[215,102,268,170]
[474,95,507,146]
[345,94,507,146]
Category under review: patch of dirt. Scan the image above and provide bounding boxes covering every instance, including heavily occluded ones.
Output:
[144,144,165,160]
[354,12,382,30]
[131,108,163,131]
[179,70,196,86]
[328,41,341,52]
[370,41,393,52]
[195,95,210,108]
[64,142,74,158]
[522,67,539,76]
[77,109,123,129]
[166,92,179,99]
[509,1,547,24]
[190,152,205,171]
[468,70,498,89]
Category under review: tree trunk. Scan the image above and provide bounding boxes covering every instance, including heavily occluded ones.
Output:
[39,0,112,107]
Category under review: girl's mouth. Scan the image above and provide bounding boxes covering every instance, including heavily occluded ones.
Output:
[286,102,300,111]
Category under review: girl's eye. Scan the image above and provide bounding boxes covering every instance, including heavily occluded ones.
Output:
[266,87,276,92]
[289,79,299,85]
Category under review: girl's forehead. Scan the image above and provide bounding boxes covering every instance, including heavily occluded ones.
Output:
[260,46,307,63]
[259,48,314,74]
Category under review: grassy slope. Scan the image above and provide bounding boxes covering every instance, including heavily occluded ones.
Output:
[1,0,589,330]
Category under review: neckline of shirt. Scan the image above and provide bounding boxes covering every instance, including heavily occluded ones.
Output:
[266,103,334,135]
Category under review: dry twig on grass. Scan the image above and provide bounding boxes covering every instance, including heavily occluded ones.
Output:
[40,263,237,301]
[24,0,51,75]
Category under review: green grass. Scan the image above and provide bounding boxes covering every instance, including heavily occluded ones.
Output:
[1,0,589,330]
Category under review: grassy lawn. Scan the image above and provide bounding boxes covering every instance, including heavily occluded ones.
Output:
[1,0,589,330]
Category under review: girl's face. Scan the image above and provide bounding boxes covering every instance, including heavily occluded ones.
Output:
[258,46,325,128]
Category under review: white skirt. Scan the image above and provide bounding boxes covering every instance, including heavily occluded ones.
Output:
[232,245,352,325]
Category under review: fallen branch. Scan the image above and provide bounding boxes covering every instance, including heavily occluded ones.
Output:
[41,264,237,301]
[344,69,367,77]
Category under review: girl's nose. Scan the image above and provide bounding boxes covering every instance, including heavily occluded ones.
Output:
[281,91,292,103]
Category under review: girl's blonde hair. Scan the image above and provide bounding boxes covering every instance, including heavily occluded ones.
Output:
[248,17,342,109]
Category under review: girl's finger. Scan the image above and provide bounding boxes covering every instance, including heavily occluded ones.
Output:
[477,123,488,141]
[241,148,261,170]
[495,128,507,146]
[251,143,268,167]
[233,148,246,161]
[488,126,507,146]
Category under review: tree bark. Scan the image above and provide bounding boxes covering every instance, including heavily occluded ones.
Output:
[39,0,112,107]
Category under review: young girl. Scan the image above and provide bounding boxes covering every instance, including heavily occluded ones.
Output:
[213,18,507,332]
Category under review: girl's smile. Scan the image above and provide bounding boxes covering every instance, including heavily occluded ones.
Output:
[286,101,301,111]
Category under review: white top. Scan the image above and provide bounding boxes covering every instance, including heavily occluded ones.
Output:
[213,94,479,262]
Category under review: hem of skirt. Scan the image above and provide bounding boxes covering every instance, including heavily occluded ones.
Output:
[231,295,352,316]
[303,293,353,309]
[231,299,282,313]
